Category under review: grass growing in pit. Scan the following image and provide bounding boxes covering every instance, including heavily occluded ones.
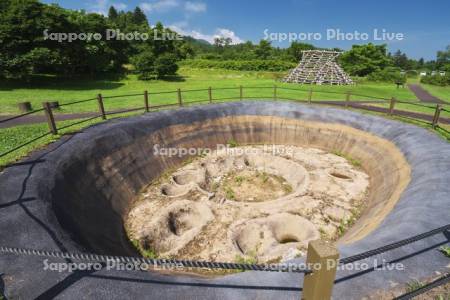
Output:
[219,170,293,202]
[332,150,362,168]
[130,239,157,259]
[406,280,425,293]
[439,245,450,258]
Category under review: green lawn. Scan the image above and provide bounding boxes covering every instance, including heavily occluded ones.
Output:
[421,84,450,103]
[0,111,143,168]
[0,67,419,114]
[3,67,450,168]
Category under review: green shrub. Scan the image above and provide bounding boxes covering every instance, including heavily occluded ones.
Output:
[154,53,179,78]
[367,68,406,83]
[421,74,450,86]
[180,59,296,72]
[132,51,156,80]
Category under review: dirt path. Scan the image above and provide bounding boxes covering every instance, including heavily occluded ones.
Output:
[408,84,445,104]
[1,101,449,129]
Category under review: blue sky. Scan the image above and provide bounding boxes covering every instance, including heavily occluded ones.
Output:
[42,0,450,60]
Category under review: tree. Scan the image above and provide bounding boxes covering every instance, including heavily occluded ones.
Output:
[255,40,272,59]
[132,7,148,26]
[437,45,450,70]
[108,6,118,20]
[154,53,178,78]
[340,43,391,76]
[288,42,315,62]
[132,51,156,80]
[392,50,409,70]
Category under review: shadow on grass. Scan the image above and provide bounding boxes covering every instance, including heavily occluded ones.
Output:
[159,75,186,82]
[0,74,126,91]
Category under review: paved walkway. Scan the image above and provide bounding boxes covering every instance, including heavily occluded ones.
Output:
[408,84,445,104]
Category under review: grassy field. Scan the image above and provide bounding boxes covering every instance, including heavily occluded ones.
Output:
[0,67,419,114]
[421,83,450,103]
[2,67,450,168]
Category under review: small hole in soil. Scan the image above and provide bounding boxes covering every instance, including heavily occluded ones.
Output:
[330,172,351,180]
[161,186,169,195]
[278,235,299,244]
[168,212,179,235]
[244,158,250,166]
[172,175,182,185]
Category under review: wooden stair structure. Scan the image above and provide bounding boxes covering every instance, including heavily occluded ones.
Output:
[283,50,353,85]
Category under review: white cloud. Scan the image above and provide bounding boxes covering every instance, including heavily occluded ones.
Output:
[89,0,127,15]
[214,28,244,44]
[140,0,179,13]
[184,1,206,13]
[169,24,244,44]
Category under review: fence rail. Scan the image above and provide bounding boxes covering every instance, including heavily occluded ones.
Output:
[0,224,449,299]
[1,85,449,161]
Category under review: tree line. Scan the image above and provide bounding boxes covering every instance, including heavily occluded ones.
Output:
[1,0,449,85]
[0,0,190,80]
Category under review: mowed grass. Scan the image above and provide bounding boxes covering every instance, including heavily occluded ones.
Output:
[421,83,450,103]
[2,67,450,168]
[0,67,419,114]
[0,110,145,167]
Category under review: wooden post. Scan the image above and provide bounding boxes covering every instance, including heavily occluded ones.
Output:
[177,88,183,107]
[208,87,212,104]
[389,97,396,115]
[97,93,106,120]
[18,102,32,112]
[239,85,243,101]
[42,102,57,135]
[144,90,149,112]
[273,85,277,101]
[302,240,339,300]
[345,91,351,108]
[308,88,313,104]
[432,104,442,129]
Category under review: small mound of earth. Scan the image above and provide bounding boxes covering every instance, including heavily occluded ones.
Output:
[126,145,369,263]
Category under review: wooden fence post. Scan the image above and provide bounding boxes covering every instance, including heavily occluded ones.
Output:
[302,240,339,300]
[18,102,32,112]
[240,85,243,101]
[144,90,149,112]
[432,104,442,129]
[208,87,212,104]
[345,91,351,108]
[177,88,183,107]
[308,88,313,104]
[389,97,396,115]
[42,102,57,135]
[97,93,106,120]
[273,85,277,101]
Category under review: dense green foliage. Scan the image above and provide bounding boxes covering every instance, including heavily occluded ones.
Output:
[180,59,296,71]
[0,0,189,79]
[1,0,449,83]
[367,67,406,84]
[340,44,391,77]
[421,74,450,86]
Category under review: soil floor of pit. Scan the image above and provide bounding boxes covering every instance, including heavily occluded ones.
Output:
[126,145,369,263]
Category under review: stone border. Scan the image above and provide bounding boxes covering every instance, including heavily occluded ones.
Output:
[1,101,449,299]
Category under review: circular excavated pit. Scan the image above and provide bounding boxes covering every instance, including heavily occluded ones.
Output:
[3,101,450,299]
[48,111,411,256]
[126,145,370,263]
